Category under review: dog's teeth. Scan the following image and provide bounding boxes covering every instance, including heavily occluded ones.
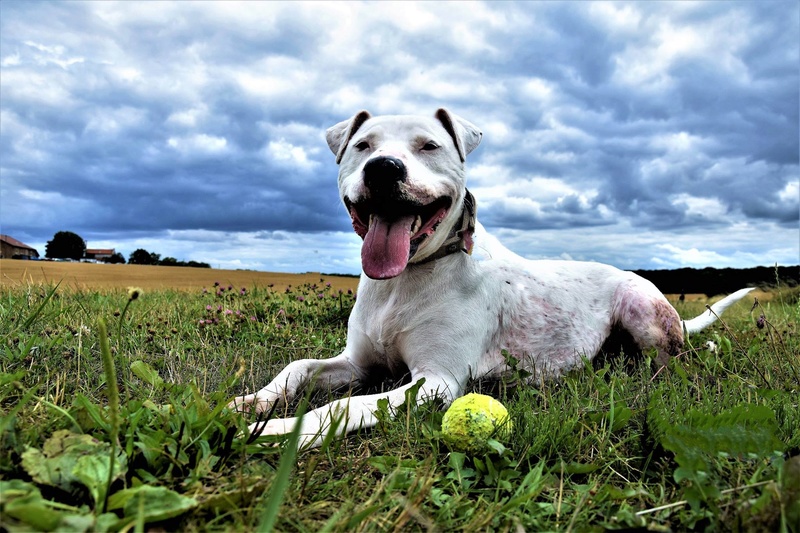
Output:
[368,213,375,228]
[411,215,422,235]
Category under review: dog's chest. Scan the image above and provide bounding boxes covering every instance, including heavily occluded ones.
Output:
[365,300,413,355]
[354,279,434,362]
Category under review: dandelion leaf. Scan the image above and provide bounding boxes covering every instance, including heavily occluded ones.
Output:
[0,479,89,532]
[107,485,198,522]
[21,429,126,501]
[130,360,164,388]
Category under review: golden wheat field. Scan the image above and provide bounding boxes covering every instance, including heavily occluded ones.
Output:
[0,259,361,293]
[0,259,781,303]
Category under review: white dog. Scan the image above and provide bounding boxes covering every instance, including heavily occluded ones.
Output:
[231,109,753,448]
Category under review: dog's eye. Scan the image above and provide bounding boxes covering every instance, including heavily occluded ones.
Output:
[421,141,439,151]
[354,140,370,151]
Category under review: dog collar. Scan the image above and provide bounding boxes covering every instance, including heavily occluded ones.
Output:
[412,189,476,265]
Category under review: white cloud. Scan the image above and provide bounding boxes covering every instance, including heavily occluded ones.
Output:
[167,134,228,154]
[670,193,729,220]
[265,139,319,172]
[0,1,796,274]
[778,180,799,204]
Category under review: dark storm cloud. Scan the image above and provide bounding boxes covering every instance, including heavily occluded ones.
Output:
[1,1,797,272]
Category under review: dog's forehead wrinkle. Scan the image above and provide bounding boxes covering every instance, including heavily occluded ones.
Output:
[361,116,446,142]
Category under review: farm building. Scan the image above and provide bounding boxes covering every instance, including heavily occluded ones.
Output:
[85,248,116,261]
[0,234,40,259]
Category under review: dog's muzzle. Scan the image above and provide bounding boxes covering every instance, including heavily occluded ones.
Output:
[345,156,474,280]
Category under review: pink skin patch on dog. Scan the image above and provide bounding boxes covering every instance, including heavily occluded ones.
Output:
[612,285,683,366]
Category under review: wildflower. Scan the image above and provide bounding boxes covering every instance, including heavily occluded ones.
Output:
[225,309,233,316]
[318,293,325,299]
[250,316,256,321]
[240,287,246,295]
[127,287,143,301]
[206,305,213,311]
[297,296,305,302]
[234,357,246,379]
[757,314,766,329]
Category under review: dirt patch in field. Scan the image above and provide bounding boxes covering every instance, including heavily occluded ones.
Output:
[0,260,360,293]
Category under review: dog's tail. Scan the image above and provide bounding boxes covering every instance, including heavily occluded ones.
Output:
[681,288,755,334]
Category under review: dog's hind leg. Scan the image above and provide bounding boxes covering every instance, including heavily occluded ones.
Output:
[612,280,684,367]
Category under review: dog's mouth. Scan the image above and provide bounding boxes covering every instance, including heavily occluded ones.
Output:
[345,195,452,279]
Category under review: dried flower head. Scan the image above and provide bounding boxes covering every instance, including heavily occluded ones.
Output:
[127,287,143,301]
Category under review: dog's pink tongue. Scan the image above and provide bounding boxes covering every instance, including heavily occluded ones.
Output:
[361,214,414,279]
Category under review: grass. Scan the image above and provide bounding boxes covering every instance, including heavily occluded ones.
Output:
[1,273,798,532]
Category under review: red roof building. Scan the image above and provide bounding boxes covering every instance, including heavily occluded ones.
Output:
[85,248,115,260]
[0,234,40,259]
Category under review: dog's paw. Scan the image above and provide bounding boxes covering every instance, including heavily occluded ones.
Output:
[227,393,273,414]
[247,415,328,450]
[247,417,295,437]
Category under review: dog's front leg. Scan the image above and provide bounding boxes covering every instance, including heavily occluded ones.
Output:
[250,374,459,449]
[228,352,359,414]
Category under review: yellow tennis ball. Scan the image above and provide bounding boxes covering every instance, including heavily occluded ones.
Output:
[441,393,512,454]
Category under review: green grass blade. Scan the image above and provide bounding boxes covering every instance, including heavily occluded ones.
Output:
[256,402,307,532]
[20,280,62,330]
[97,317,120,514]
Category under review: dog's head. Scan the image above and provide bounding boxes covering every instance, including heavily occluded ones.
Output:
[326,109,482,280]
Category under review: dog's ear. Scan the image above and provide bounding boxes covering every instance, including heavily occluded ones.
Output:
[435,108,482,162]
[326,110,372,165]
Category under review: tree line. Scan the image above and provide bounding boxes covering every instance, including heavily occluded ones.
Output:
[43,231,797,288]
[633,265,799,297]
[44,231,210,268]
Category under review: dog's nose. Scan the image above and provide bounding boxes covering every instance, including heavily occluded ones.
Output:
[363,156,406,193]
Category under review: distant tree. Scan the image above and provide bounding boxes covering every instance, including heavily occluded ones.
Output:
[45,231,86,260]
[103,252,126,264]
[160,257,179,266]
[129,248,159,265]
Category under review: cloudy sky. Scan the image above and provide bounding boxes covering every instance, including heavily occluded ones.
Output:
[1,1,798,274]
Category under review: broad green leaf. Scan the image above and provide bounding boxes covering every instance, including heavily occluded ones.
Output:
[0,479,90,532]
[20,430,126,501]
[106,485,198,522]
[73,452,125,506]
[130,360,164,388]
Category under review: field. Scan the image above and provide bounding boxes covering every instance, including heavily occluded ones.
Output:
[0,259,360,293]
[1,262,799,532]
